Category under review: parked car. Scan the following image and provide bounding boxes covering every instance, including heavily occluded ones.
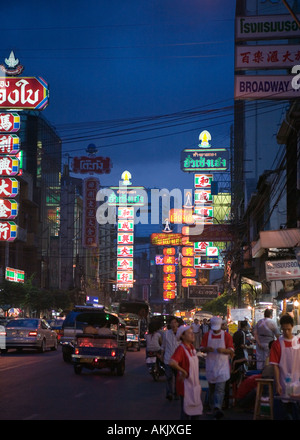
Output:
[3,318,58,353]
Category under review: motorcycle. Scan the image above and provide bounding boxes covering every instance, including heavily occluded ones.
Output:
[146,350,165,381]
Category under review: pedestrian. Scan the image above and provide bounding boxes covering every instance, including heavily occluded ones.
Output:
[200,316,234,419]
[191,318,201,350]
[200,318,210,335]
[161,317,180,400]
[232,320,249,373]
[254,308,279,370]
[269,314,300,420]
[169,325,203,420]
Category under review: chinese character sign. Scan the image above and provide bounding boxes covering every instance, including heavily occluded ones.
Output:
[0,221,17,241]
[116,172,136,289]
[0,134,20,155]
[0,113,20,133]
[82,177,100,248]
[235,45,300,70]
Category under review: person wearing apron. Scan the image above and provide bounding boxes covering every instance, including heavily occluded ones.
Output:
[200,316,234,419]
[270,314,300,420]
[169,325,203,420]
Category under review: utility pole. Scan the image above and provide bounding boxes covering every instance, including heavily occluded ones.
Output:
[282,0,300,28]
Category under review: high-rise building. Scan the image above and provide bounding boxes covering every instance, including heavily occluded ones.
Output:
[0,112,62,288]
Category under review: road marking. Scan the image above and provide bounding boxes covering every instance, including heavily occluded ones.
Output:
[74,392,86,398]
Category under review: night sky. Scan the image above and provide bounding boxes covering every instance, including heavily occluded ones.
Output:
[1,0,237,190]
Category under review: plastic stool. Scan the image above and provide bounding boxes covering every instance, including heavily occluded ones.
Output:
[253,378,274,420]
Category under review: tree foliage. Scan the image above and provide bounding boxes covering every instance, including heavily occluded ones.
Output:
[201,291,238,316]
[0,277,73,316]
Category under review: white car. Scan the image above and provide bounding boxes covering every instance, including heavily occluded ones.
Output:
[3,318,58,353]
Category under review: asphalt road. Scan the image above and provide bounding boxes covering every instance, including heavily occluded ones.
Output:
[0,345,254,423]
[0,346,181,421]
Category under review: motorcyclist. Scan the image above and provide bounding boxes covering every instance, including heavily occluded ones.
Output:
[145,321,162,358]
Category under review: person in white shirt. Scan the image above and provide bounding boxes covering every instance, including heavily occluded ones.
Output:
[161,317,180,400]
[254,308,279,370]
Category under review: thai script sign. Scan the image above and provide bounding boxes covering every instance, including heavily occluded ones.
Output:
[151,233,182,246]
[234,75,300,99]
[235,15,300,41]
[72,156,112,174]
[196,256,219,266]
[108,187,145,206]
[181,148,229,172]
[0,77,49,110]
[235,44,300,70]
[265,259,300,281]
[169,208,194,224]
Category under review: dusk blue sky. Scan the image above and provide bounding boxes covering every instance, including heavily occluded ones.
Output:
[2,1,239,190]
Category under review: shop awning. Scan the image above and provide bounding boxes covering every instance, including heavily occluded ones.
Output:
[275,289,300,301]
[252,228,300,258]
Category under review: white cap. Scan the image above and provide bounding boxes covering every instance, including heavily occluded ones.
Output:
[210,316,222,331]
[176,325,191,340]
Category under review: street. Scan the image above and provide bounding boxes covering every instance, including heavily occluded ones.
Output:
[0,345,253,422]
[0,346,180,421]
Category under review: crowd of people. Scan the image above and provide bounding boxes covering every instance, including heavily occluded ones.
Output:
[145,310,300,421]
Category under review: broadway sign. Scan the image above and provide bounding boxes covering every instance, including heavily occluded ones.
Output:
[234,75,300,100]
[0,77,49,110]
